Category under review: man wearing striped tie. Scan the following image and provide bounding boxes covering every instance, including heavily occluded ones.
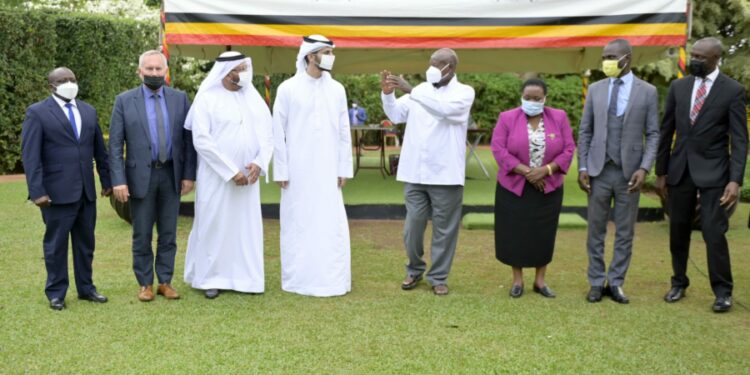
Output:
[656,37,748,313]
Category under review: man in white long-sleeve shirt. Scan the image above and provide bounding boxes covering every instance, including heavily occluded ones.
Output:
[380,48,475,296]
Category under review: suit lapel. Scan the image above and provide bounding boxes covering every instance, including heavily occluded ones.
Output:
[622,78,640,125]
[132,87,153,143]
[164,87,178,144]
[45,97,77,142]
[594,82,608,137]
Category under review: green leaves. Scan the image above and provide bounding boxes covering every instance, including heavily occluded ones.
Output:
[0,8,156,173]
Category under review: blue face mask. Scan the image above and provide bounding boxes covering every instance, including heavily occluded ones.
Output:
[521,98,545,116]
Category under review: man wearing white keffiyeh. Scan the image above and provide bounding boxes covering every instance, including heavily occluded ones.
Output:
[273,35,354,297]
[183,51,273,299]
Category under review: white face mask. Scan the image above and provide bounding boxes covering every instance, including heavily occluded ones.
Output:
[426,64,450,84]
[317,54,335,71]
[521,98,545,116]
[236,71,251,87]
[55,82,78,100]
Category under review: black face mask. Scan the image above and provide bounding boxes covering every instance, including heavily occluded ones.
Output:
[689,59,709,78]
[143,75,165,90]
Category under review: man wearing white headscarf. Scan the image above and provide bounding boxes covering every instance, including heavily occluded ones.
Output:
[273,35,353,297]
[183,51,273,299]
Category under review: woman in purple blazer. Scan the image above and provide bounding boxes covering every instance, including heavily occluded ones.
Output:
[491,79,575,298]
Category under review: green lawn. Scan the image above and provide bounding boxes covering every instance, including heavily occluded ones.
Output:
[1,178,748,373]
[183,148,661,207]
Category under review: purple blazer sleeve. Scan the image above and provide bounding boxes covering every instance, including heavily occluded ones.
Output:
[491,110,523,179]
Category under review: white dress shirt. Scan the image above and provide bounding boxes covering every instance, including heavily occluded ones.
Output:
[52,94,81,138]
[690,67,719,110]
[381,76,475,186]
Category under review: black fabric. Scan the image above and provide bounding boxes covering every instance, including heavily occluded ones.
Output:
[667,169,733,297]
[494,183,563,267]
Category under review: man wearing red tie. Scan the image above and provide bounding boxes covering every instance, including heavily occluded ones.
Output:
[656,37,748,313]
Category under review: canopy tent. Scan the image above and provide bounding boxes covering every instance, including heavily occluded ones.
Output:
[163,0,689,75]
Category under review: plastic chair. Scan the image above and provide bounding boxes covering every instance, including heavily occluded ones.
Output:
[381,120,400,147]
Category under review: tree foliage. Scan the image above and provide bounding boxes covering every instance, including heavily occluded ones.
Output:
[0,8,156,173]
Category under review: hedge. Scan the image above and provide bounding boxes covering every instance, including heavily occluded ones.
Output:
[0,8,156,173]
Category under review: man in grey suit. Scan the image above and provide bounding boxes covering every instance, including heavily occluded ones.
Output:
[577,39,660,304]
[109,50,197,302]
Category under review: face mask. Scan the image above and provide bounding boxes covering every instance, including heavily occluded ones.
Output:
[235,71,251,87]
[54,82,78,100]
[521,98,545,116]
[426,64,450,84]
[601,54,629,78]
[143,75,165,90]
[352,104,358,108]
[689,59,709,78]
[317,54,335,71]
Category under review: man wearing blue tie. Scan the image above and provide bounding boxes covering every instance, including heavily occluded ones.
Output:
[109,50,196,302]
[21,67,112,310]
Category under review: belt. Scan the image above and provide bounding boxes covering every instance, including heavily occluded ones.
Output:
[150,160,173,169]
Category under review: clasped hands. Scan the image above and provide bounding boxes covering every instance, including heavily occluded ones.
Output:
[232,163,262,186]
[515,165,547,192]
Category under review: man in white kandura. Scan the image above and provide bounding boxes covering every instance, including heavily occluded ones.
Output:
[183,51,273,299]
[381,48,475,296]
[273,35,353,297]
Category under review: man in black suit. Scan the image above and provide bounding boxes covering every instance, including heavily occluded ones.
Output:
[656,37,748,313]
[109,50,196,302]
[21,67,112,310]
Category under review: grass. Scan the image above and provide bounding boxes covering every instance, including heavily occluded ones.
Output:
[182,148,662,207]
[1,178,748,373]
[462,213,588,230]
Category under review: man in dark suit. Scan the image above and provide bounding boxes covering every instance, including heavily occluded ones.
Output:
[577,39,661,304]
[109,50,196,302]
[22,67,112,310]
[656,37,748,313]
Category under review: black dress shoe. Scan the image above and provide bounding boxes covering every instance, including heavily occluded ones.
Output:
[78,291,108,303]
[509,284,524,298]
[587,286,604,302]
[205,289,220,299]
[49,298,65,311]
[664,287,686,303]
[712,296,732,313]
[609,286,629,304]
[533,284,556,298]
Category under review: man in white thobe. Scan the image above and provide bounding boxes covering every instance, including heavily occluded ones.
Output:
[183,51,273,299]
[381,48,475,296]
[273,35,353,297]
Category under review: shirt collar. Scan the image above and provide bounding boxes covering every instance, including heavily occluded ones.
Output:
[142,84,164,98]
[700,68,720,82]
[434,75,458,90]
[51,94,76,108]
[610,71,633,85]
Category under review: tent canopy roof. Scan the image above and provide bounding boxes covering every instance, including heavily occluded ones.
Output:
[163,0,688,74]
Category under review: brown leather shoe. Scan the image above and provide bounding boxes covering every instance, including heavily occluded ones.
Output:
[401,274,423,290]
[433,284,449,296]
[138,285,154,302]
[157,283,180,300]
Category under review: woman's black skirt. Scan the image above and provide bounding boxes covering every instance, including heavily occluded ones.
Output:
[494,182,563,267]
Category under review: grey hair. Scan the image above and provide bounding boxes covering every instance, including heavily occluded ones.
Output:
[138,50,168,68]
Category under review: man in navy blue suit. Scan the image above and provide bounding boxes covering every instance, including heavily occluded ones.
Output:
[21,67,112,311]
[109,50,196,302]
